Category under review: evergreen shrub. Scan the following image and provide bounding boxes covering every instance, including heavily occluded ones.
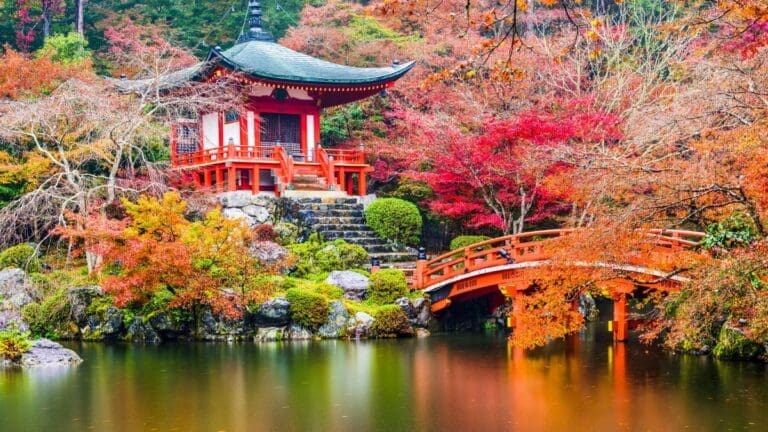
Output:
[0,327,32,361]
[365,198,422,245]
[285,287,329,329]
[0,244,40,272]
[369,269,408,304]
[449,235,491,251]
[370,305,414,337]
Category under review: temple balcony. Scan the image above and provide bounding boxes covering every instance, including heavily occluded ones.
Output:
[171,143,372,197]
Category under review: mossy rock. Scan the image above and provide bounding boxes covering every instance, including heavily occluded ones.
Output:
[370,305,414,338]
[712,325,765,360]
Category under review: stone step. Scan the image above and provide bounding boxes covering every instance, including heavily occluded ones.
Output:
[313,216,367,225]
[299,209,363,218]
[322,235,385,245]
[362,244,412,254]
[315,224,373,231]
[369,252,418,263]
[299,203,363,211]
[318,230,378,239]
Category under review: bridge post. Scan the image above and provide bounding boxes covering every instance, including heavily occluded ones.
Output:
[415,247,427,289]
[613,294,628,342]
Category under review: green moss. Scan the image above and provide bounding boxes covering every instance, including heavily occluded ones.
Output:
[285,287,329,329]
[0,327,32,361]
[712,326,765,360]
[370,305,414,338]
[0,244,40,273]
[365,198,422,246]
[21,287,71,339]
[274,222,300,245]
[368,269,409,304]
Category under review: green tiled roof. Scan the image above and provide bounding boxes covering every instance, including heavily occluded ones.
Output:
[212,40,414,85]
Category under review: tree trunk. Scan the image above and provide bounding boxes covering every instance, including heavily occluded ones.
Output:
[74,0,85,36]
[43,12,51,38]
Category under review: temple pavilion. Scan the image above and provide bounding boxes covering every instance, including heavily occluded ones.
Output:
[120,1,413,197]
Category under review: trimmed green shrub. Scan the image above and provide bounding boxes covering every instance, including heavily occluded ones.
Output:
[370,305,414,338]
[21,287,71,338]
[365,198,422,245]
[450,235,491,251]
[369,269,408,304]
[274,222,300,245]
[285,287,329,329]
[0,244,40,272]
[0,327,32,361]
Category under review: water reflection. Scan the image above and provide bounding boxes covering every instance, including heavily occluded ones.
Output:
[1,326,766,431]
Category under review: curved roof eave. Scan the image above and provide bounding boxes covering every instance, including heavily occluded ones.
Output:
[206,43,416,86]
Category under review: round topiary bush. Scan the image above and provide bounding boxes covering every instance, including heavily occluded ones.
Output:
[368,269,408,304]
[449,235,491,251]
[370,305,414,338]
[285,287,329,329]
[0,243,40,273]
[365,198,422,245]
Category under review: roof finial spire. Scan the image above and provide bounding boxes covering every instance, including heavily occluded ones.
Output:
[238,0,274,43]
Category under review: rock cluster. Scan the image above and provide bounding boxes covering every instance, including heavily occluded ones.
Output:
[218,191,276,227]
[0,268,38,332]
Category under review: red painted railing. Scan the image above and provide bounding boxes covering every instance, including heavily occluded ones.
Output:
[412,229,706,290]
[316,147,337,189]
[325,148,366,164]
[274,145,295,189]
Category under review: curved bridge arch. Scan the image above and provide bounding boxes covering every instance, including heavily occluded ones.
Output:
[408,229,705,314]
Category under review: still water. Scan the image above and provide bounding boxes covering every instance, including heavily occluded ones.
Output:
[1,326,767,432]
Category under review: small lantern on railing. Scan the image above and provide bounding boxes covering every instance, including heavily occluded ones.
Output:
[371,256,381,267]
[417,247,427,261]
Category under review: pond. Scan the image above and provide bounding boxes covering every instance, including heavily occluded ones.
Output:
[1,324,767,431]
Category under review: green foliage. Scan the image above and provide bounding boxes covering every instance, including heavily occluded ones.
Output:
[285,287,329,329]
[370,304,414,337]
[450,235,491,251]
[0,244,40,272]
[368,269,408,304]
[365,198,423,245]
[702,212,756,250]
[21,287,71,338]
[274,222,300,245]
[37,32,90,64]
[347,16,421,45]
[287,236,368,277]
[320,103,365,147]
[712,326,765,360]
[0,327,32,362]
[387,180,434,204]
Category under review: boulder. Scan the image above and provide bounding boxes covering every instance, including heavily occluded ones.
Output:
[415,328,431,338]
[0,268,38,309]
[147,311,192,339]
[101,307,125,339]
[318,300,350,338]
[255,297,291,326]
[18,339,82,368]
[198,307,246,340]
[256,327,287,342]
[395,297,432,328]
[242,205,271,223]
[325,271,369,301]
[288,324,312,340]
[222,207,249,222]
[251,242,291,269]
[347,312,374,338]
[67,286,102,327]
[218,191,253,208]
[126,317,161,343]
[0,308,28,332]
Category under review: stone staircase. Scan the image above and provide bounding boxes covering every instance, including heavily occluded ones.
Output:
[292,167,328,192]
[295,197,416,263]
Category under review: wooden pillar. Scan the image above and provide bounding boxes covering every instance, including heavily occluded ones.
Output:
[252,168,258,194]
[346,174,354,196]
[203,169,212,188]
[510,293,523,329]
[613,294,628,342]
[358,171,367,196]
[227,166,236,191]
[215,168,223,192]
[338,168,345,192]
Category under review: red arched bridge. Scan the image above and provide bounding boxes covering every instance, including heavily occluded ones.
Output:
[402,229,706,341]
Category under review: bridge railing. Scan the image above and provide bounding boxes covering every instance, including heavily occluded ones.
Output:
[412,229,706,290]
